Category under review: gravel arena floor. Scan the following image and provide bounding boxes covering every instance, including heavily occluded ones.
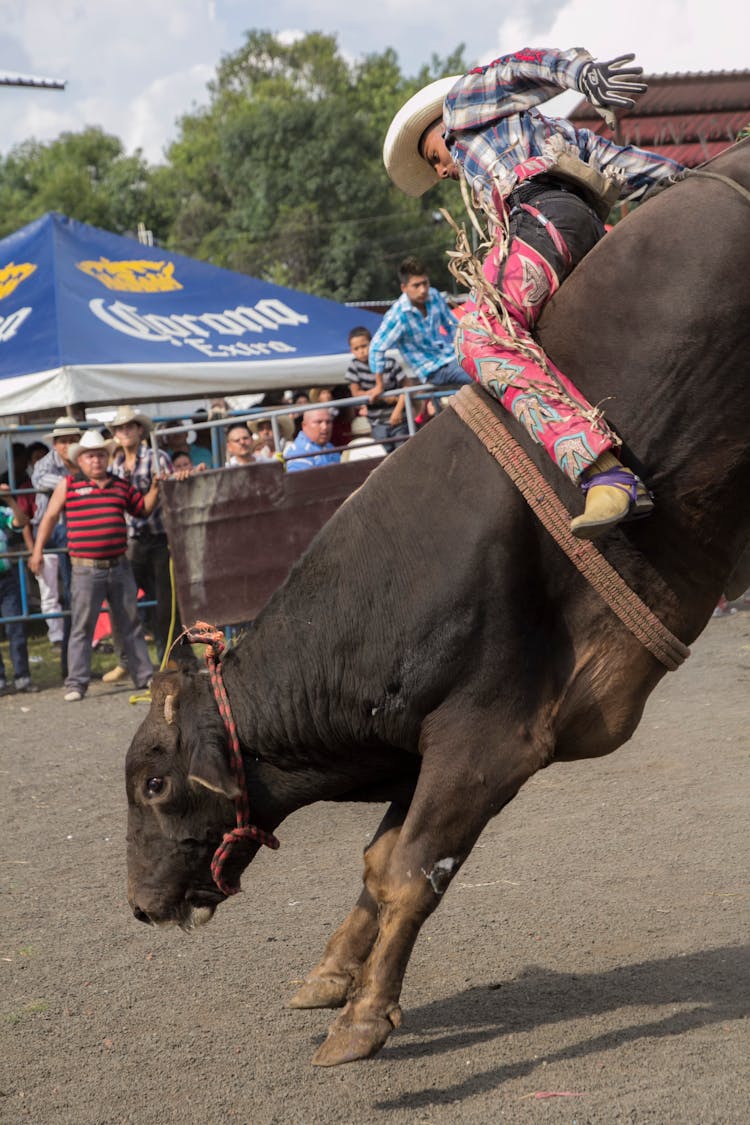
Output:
[1,605,748,1124]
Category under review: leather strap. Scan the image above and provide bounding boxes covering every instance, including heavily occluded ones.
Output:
[450,385,690,670]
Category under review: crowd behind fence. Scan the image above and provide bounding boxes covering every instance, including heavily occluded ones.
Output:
[0,383,456,636]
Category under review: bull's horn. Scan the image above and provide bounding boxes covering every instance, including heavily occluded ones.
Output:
[164,694,176,725]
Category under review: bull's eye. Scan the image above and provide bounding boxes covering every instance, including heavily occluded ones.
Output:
[146,777,165,795]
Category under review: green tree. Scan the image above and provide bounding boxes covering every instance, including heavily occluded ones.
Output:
[0,33,473,303]
[162,31,469,299]
[0,127,164,239]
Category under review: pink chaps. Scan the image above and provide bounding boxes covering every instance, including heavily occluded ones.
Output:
[455,236,614,482]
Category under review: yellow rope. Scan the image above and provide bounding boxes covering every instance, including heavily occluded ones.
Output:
[128,557,178,705]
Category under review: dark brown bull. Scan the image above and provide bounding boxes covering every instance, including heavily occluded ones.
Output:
[126,142,750,1066]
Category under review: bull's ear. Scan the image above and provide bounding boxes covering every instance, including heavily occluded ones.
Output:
[188,744,240,800]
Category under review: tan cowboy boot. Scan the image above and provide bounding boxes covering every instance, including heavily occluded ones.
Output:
[570,451,654,540]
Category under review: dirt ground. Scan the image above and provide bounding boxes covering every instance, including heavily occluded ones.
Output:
[1,605,748,1125]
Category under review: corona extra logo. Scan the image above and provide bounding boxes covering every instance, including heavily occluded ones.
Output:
[76,257,183,293]
[0,261,36,300]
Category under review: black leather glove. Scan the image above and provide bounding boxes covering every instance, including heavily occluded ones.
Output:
[580,54,647,111]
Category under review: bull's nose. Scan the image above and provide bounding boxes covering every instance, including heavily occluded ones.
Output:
[132,905,154,925]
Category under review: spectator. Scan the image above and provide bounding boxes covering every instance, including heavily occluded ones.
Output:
[289,391,310,435]
[27,441,49,468]
[368,256,471,388]
[340,417,388,463]
[169,450,194,473]
[283,409,341,473]
[0,444,35,564]
[158,421,210,469]
[1,443,35,524]
[248,415,294,461]
[0,483,38,694]
[307,388,348,448]
[224,424,255,466]
[190,409,214,461]
[29,430,158,702]
[31,416,82,653]
[345,325,411,451]
[109,405,193,675]
[208,398,229,421]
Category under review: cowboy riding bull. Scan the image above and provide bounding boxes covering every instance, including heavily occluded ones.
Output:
[126,57,750,1066]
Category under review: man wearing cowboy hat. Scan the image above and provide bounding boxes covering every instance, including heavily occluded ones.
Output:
[29,430,158,701]
[383,48,683,538]
[245,414,295,462]
[106,405,192,676]
[30,416,82,663]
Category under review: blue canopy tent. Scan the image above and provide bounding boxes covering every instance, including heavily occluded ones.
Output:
[0,213,382,415]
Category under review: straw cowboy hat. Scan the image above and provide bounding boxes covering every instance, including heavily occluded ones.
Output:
[69,430,108,464]
[248,414,295,443]
[109,405,152,433]
[44,416,82,442]
[383,75,460,197]
[349,416,373,437]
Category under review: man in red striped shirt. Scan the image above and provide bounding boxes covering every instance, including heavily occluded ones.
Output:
[29,430,159,701]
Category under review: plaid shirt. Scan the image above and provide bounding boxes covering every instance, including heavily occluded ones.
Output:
[110,443,172,537]
[368,289,457,383]
[31,448,70,530]
[444,48,684,212]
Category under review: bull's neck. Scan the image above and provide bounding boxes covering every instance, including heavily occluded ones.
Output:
[218,624,373,820]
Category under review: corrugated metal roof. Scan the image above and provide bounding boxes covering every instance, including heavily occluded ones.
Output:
[568,70,750,167]
[572,110,748,145]
[570,70,750,118]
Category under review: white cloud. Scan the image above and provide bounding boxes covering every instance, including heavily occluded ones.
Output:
[0,0,745,163]
[492,0,748,75]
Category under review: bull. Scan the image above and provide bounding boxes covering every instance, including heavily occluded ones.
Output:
[126,141,750,1066]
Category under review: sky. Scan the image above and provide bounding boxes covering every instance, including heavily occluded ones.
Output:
[0,0,746,165]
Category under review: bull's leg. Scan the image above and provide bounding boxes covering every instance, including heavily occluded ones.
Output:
[312,720,548,1066]
[288,802,407,1010]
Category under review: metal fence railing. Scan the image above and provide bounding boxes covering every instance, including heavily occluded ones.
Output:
[0,384,458,637]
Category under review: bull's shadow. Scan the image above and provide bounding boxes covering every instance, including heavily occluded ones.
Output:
[354,943,750,1108]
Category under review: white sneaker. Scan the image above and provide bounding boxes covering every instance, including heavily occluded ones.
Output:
[64,689,83,702]
[102,664,128,683]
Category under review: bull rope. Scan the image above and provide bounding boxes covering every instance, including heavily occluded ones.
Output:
[450,385,690,671]
[180,622,280,895]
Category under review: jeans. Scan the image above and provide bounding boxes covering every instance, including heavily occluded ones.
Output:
[46,523,72,676]
[66,557,153,694]
[0,566,30,683]
[371,419,409,453]
[36,553,64,643]
[112,533,195,669]
[428,358,474,386]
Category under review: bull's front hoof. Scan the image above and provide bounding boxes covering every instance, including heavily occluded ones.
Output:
[311,1005,402,1067]
[288,974,350,1010]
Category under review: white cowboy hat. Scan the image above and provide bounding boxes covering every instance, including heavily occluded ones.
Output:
[383,76,460,197]
[109,404,152,433]
[69,429,108,463]
[248,414,295,443]
[44,415,82,442]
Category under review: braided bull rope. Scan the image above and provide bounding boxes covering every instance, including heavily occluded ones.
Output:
[450,385,690,671]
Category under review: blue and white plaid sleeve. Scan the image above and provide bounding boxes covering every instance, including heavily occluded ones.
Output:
[444,47,592,135]
[369,304,408,374]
